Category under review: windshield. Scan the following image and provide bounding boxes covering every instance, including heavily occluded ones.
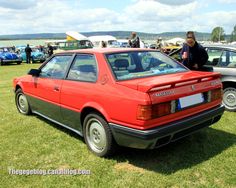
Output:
[106,51,187,81]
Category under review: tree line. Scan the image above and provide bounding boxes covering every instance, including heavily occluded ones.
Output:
[211,25,236,42]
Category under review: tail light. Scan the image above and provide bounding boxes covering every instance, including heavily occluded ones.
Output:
[137,102,172,120]
[209,88,223,102]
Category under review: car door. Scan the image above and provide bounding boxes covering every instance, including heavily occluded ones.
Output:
[60,54,98,132]
[28,55,73,122]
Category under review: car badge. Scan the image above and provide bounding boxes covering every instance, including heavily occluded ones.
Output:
[191,85,195,91]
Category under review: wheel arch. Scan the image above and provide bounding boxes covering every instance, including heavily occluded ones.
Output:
[80,103,110,128]
[15,84,23,92]
[222,81,236,89]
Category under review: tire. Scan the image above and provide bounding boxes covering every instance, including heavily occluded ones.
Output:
[83,113,116,157]
[17,61,22,65]
[15,89,31,115]
[222,87,236,112]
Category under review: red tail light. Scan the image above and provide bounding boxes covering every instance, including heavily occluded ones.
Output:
[137,102,171,120]
[137,105,152,120]
[210,88,223,101]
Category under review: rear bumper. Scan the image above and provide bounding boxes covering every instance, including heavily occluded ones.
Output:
[109,105,225,149]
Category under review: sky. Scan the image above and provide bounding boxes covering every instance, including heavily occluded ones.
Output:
[0,0,235,35]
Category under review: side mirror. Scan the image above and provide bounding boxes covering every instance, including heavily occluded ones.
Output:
[28,69,40,77]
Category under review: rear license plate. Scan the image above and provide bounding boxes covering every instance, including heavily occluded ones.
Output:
[178,93,204,109]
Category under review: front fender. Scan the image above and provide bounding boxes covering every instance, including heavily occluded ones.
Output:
[13,79,25,93]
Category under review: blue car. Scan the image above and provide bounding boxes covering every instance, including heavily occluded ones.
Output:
[0,47,22,65]
[17,47,46,63]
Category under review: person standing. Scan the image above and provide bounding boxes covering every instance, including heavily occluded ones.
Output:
[181,31,208,70]
[156,37,163,51]
[47,44,54,57]
[12,46,16,52]
[101,41,107,48]
[25,44,32,64]
[129,32,140,48]
[39,45,44,52]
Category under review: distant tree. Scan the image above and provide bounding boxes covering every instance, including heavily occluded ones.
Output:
[211,27,225,42]
[230,25,236,42]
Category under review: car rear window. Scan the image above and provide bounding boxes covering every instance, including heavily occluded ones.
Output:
[106,51,187,81]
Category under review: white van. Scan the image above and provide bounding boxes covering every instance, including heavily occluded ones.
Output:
[88,35,117,48]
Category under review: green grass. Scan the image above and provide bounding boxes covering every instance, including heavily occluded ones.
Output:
[0,63,236,188]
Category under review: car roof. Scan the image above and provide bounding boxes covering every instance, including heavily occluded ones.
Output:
[203,44,236,51]
[56,48,158,55]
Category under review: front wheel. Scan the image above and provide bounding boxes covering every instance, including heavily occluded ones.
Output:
[15,89,31,115]
[83,113,116,157]
[223,87,236,112]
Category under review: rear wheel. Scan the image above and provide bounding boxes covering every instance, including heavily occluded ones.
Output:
[83,113,116,157]
[223,87,236,112]
[15,89,31,115]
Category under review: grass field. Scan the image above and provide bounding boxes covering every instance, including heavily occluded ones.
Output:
[0,63,236,188]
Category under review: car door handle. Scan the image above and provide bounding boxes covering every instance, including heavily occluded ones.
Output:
[54,86,60,91]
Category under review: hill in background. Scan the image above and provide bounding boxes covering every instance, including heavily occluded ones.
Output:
[0,31,214,41]
[0,31,231,41]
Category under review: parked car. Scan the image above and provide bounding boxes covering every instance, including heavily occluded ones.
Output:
[13,48,224,157]
[45,39,93,54]
[162,45,181,54]
[109,40,130,48]
[169,44,236,111]
[17,47,46,63]
[117,39,129,48]
[0,47,22,65]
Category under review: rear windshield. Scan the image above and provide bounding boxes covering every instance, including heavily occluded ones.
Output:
[106,51,187,81]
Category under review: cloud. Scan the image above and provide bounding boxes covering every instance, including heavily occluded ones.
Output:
[193,11,236,33]
[0,0,121,34]
[218,0,236,3]
[119,0,199,33]
[152,0,196,6]
[0,0,235,35]
[124,0,198,21]
[0,0,37,9]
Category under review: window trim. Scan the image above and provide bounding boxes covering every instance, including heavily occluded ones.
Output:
[205,48,223,67]
[206,47,236,68]
[65,53,99,83]
[104,51,188,82]
[38,54,76,80]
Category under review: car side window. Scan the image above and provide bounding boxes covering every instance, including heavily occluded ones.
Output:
[227,51,236,68]
[218,51,228,67]
[206,48,223,66]
[40,55,72,79]
[67,54,97,82]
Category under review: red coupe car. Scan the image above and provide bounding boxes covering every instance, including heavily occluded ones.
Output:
[13,48,224,157]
